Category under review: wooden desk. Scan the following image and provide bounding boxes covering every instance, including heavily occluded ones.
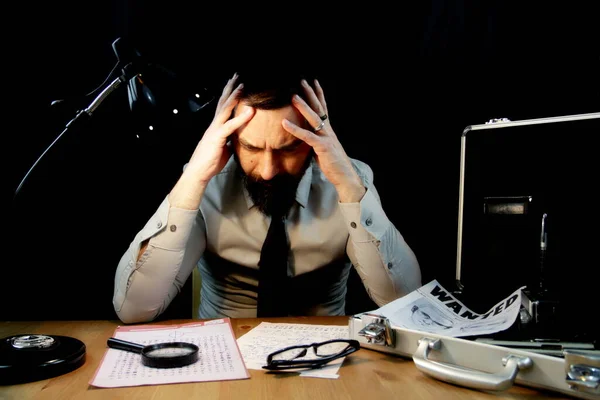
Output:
[1,317,568,399]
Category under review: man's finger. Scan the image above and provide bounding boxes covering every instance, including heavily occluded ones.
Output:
[216,78,231,109]
[217,73,239,109]
[291,94,323,132]
[219,106,255,139]
[282,119,320,147]
[314,79,328,115]
[301,80,326,118]
[214,83,244,125]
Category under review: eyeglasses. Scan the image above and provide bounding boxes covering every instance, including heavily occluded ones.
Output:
[262,339,360,371]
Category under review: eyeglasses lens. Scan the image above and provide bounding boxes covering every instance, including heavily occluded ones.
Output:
[272,348,308,361]
[272,342,351,362]
[315,342,350,357]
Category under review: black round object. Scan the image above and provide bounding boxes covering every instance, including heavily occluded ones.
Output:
[0,334,86,385]
[107,337,199,368]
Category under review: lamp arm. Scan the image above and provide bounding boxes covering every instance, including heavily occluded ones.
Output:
[13,74,128,199]
[85,75,125,114]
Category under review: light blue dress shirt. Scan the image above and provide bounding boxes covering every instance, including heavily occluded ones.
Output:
[113,156,421,323]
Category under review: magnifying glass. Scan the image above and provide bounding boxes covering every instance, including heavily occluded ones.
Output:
[107,337,199,368]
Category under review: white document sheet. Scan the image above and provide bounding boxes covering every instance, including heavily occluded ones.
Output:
[90,319,249,388]
[370,279,524,337]
[236,322,351,379]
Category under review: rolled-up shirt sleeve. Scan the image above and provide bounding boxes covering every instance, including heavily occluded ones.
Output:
[338,162,422,307]
[113,195,206,323]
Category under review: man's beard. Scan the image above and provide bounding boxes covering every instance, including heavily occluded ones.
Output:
[234,153,312,217]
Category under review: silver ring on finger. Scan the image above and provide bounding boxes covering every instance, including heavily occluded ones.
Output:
[313,120,326,132]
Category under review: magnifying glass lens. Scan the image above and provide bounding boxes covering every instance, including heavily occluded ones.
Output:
[145,347,196,358]
[107,338,199,368]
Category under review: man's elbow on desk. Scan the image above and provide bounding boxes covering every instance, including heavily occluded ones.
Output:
[113,302,161,324]
[113,287,164,324]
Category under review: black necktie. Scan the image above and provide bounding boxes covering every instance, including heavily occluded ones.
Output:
[257,214,289,317]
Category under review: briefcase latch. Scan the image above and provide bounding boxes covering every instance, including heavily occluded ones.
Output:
[564,350,600,395]
[357,313,395,347]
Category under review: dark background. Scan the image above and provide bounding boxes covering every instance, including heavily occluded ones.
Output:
[4,2,599,321]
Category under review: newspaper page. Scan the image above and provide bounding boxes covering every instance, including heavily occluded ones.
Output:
[370,280,524,337]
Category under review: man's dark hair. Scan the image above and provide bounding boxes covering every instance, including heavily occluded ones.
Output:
[236,68,314,110]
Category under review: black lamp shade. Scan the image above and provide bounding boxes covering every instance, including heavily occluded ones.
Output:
[126,63,214,141]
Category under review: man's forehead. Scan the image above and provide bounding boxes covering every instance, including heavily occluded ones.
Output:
[235,105,306,146]
[236,103,302,122]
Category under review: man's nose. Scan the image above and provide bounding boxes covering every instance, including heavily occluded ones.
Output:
[260,152,279,181]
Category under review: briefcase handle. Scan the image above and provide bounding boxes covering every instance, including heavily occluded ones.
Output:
[413,337,533,391]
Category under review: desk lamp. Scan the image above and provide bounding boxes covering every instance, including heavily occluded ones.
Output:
[3,37,215,385]
[13,36,215,199]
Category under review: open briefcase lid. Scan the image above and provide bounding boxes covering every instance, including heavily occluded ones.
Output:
[453,112,600,342]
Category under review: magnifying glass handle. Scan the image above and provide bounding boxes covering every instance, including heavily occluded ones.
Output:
[107,337,145,353]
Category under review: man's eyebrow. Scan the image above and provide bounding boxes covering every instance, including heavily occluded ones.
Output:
[277,138,303,151]
[238,137,261,150]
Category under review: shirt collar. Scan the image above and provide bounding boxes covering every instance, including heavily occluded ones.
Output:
[240,159,314,210]
[295,161,313,208]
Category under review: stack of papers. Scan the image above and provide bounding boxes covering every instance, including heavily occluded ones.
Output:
[90,319,249,388]
[236,322,351,379]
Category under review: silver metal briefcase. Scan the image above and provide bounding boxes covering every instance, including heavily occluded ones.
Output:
[349,112,600,399]
[349,313,599,399]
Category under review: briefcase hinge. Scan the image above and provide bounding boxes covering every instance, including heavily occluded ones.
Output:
[357,313,395,347]
[564,350,600,394]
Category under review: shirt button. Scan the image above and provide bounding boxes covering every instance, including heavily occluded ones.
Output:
[387,262,393,269]
[156,221,162,229]
[365,218,373,226]
[170,224,177,232]
[350,222,357,229]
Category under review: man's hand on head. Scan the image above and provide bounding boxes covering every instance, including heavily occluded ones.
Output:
[282,79,366,203]
[168,73,255,210]
[186,73,255,185]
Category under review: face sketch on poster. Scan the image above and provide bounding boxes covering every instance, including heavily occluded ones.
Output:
[410,301,454,331]
[460,319,507,332]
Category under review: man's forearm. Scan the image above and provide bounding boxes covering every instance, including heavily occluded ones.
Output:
[113,195,207,323]
[339,187,422,306]
[168,168,209,210]
[336,180,367,204]
[335,163,368,204]
[135,170,206,262]
[346,223,421,305]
